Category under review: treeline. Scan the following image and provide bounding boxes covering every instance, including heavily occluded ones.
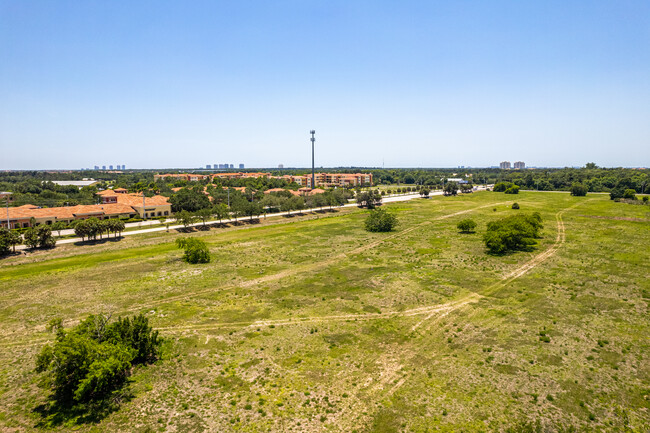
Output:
[169,187,354,227]
[371,165,649,193]
[2,165,648,208]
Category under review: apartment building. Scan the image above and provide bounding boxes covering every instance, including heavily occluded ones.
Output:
[1,203,138,229]
[98,190,171,218]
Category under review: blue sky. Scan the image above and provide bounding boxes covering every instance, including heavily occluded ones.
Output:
[1,0,649,169]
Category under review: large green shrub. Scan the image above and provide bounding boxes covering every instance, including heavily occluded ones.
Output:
[623,189,636,200]
[483,213,543,254]
[493,182,513,192]
[457,219,477,233]
[570,182,588,196]
[364,208,398,232]
[35,314,160,407]
[504,185,520,194]
[176,237,211,263]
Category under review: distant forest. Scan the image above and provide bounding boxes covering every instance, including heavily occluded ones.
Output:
[1,164,647,208]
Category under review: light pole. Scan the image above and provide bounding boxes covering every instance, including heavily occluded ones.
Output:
[5,196,9,229]
[310,130,316,189]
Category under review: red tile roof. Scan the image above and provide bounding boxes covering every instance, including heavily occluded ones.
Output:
[6,203,137,221]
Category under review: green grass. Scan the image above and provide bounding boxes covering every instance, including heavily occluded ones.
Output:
[0,191,648,432]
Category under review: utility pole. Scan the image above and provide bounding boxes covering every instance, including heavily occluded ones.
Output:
[142,191,146,220]
[310,130,316,189]
[5,196,9,229]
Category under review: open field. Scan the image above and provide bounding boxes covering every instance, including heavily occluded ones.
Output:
[1,191,649,432]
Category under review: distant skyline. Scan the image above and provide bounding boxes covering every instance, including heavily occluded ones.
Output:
[1,1,649,169]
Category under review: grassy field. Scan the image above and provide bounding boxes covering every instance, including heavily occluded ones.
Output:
[1,191,649,432]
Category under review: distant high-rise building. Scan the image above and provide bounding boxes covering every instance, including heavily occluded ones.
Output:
[229,164,234,169]
[102,165,106,170]
[239,163,244,169]
[513,161,525,169]
[122,165,126,170]
[278,164,284,169]
[94,165,99,170]
[109,165,113,170]
[206,164,212,169]
[500,161,511,169]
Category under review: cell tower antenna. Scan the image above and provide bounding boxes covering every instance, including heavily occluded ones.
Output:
[310,130,316,189]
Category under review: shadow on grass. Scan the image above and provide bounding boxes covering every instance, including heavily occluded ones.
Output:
[485,245,538,256]
[33,387,133,428]
[175,227,196,233]
[72,237,123,247]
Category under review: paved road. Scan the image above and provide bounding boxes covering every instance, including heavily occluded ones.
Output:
[17,191,451,250]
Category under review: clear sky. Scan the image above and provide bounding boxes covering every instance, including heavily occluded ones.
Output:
[1,0,649,169]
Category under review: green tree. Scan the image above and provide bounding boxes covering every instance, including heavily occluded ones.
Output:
[0,227,22,254]
[51,221,67,237]
[194,207,213,226]
[212,203,229,223]
[176,237,211,263]
[570,183,588,196]
[364,208,398,232]
[623,189,636,200]
[443,182,458,196]
[457,219,477,233]
[24,225,56,249]
[504,185,520,194]
[356,190,382,208]
[483,213,543,254]
[493,182,512,192]
[169,188,211,212]
[74,220,90,241]
[419,187,430,198]
[107,219,125,238]
[35,314,160,409]
[175,210,196,229]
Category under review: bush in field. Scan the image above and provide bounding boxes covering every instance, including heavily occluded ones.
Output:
[35,314,160,416]
[623,189,636,200]
[483,213,543,254]
[364,208,398,232]
[176,237,211,263]
[643,196,649,203]
[512,202,520,209]
[457,219,477,233]
[570,183,588,196]
[504,185,520,194]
